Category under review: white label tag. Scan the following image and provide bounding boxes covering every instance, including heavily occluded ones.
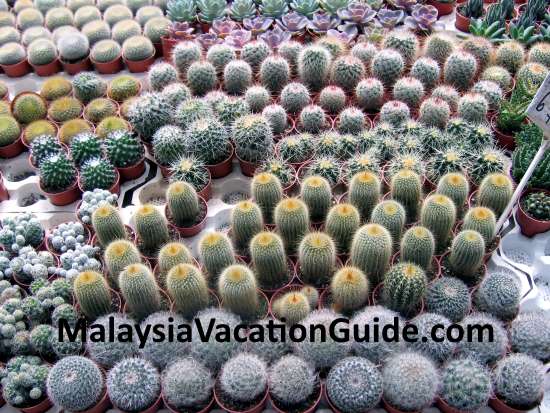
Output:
[527,72,550,140]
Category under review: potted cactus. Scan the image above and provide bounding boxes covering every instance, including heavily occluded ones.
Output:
[27,38,61,76]
[122,35,156,72]
[104,130,146,181]
[165,181,208,237]
[39,153,81,205]
[455,0,483,31]
[58,32,92,74]
[77,157,121,195]
[233,114,275,176]
[0,115,24,158]
[90,40,123,74]
[516,189,550,237]
[427,0,456,15]
[0,42,32,77]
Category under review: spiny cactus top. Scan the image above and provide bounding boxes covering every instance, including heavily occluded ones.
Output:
[219,352,267,404]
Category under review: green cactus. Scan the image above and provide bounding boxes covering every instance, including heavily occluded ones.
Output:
[167,263,209,319]
[119,263,161,320]
[0,115,20,148]
[199,231,236,282]
[299,104,327,134]
[280,82,310,114]
[477,173,513,218]
[382,30,419,64]
[241,40,270,72]
[319,85,346,114]
[218,264,259,319]
[457,92,488,124]
[350,223,392,285]
[185,60,217,96]
[134,204,170,255]
[527,43,550,69]
[108,75,141,102]
[298,232,336,287]
[231,200,263,250]
[480,65,512,91]
[39,153,77,193]
[495,41,525,74]
[232,114,274,164]
[400,226,435,271]
[420,194,456,253]
[79,158,117,191]
[436,172,470,212]
[206,44,236,75]
[393,77,425,109]
[274,197,310,254]
[462,207,496,246]
[443,51,478,91]
[91,202,127,247]
[82,20,111,45]
[157,242,192,288]
[224,59,253,95]
[419,97,450,129]
[274,291,309,324]
[390,170,422,223]
[330,266,369,312]
[424,33,455,65]
[245,85,270,113]
[298,45,331,92]
[331,55,365,91]
[122,35,155,61]
[73,270,112,319]
[337,107,365,134]
[349,171,381,222]
[325,203,360,254]
[448,230,485,281]
[411,57,441,90]
[382,263,427,315]
[27,38,57,66]
[258,55,290,95]
[300,175,332,222]
[250,231,288,290]
[104,239,141,287]
[12,92,47,124]
[371,49,404,86]
[251,172,283,224]
[371,200,406,249]
[425,276,470,322]
[379,100,410,127]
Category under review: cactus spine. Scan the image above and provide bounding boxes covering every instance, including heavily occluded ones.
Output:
[350,224,392,285]
[119,263,161,320]
[74,271,112,319]
[167,263,209,318]
[382,263,427,315]
[298,232,336,287]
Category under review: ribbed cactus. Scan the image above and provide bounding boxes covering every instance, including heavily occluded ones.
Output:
[250,231,288,290]
[425,277,470,322]
[474,271,520,321]
[199,231,236,282]
[245,85,270,113]
[274,197,309,254]
[382,263,427,315]
[134,204,170,255]
[436,172,470,212]
[104,239,141,287]
[371,49,404,86]
[251,172,283,224]
[370,200,406,249]
[166,181,200,228]
[510,312,550,362]
[298,232,336,287]
[73,270,112,319]
[463,207,496,246]
[400,226,435,271]
[449,230,485,282]
[355,78,384,112]
[299,175,332,222]
[443,50,478,91]
[390,170,422,223]
[119,263,161,320]
[231,200,263,250]
[299,104,327,134]
[348,171,381,222]
[477,173,513,218]
[330,266,369,312]
[186,60,217,96]
[156,242,192,288]
[298,45,331,91]
[325,203,360,254]
[167,263,209,319]
[331,55,365,90]
[420,194,456,253]
[457,92,488,124]
[276,291,310,325]
[91,202,127,247]
[350,224,392,285]
[218,264,259,319]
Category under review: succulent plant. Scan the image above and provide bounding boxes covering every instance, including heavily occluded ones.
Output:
[79,158,117,192]
[443,50,478,91]
[122,35,155,61]
[39,153,77,194]
[474,271,520,320]
[298,231,336,287]
[410,57,440,90]
[477,173,513,218]
[133,204,170,256]
[1,356,50,407]
[379,100,410,127]
[223,59,253,95]
[139,312,187,369]
[73,270,112,319]
[350,223,392,285]
[410,312,456,363]
[251,172,283,223]
[493,354,544,408]
[58,32,89,62]
[232,114,274,164]
[0,213,45,253]
[440,358,492,411]
[72,72,108,104]
[162,358,214,410]
[371,48,404,86]
[457,312,508,364]
[104,239,141,287]
[104,129,143,168]
[199,232,236,283]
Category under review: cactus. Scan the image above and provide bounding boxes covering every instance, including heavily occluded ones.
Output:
[126,93,171,144]
[298,45,331,92]
[166,181,200,228]
[74,5,101,29]
[185,60,217,96]
[156,242,192,287]
[276,291,310,324]
[337,107,365,134]
[299,104,327,133]
[167,263,209,318]
[330,266,368,312]
[280,82,310,114]
[269,355,316,408]
[325,203,360,254]
[11,92,47,125]
[232,114,274,164]
[122,35,155,62]
[457,312,508,364]
[410,312,455,363]
[219,353,267,405]
[82,20,111,46]
[457,92,488,124]
[241,40,269,71]
[319,85,346,114]
[382,263,427,315]
[27,38,57,67]
[348,171,380,221]
[73,270,112,319]
[244,85,270,113]
[440,358,492,411]
[477,173,513,218]
[448,230,485,281]
[275,198,309,254]
[79,158,117,191]
[371,49,404,86]
[443,51,477,91]
[84,98,119,124]
[119,263,161,320]
[44,7,73,30]
[58,32,89,63]
[172,41,201,76]
[104,239,141,287]
[298,232,336,287]
[278,40,302,75]
[474,271,520,321]
[424,32,455,64]
[495,41,525,74]
[161,358,214,410]
[425,276,470,322]
[304,156,340,186]
[355,78,384,112]
[379,100,410,127]
[331,55,365,91]
[108,75,141,102]
[472,80,502,111]
[393,77,425,109]
[382,352,440,412]
[300,175,332,222]
[39,153,77,193]
[152,125,186,167]
[104,129,143,167]
[382,30,418,63]
[133,204,170,255]
[69,132,101,167]
[528,42,550,69]
[370,200,406,248]
[112,19,141,44]
[463,207,495,246]
[262,104,287,135]
[509,312,550,362]
[72,72,108,104]
[436,172,469,212]
[231,200,263,249]
[213,96,250,129]
[390,170,422,223]
[431,85,460,113]
[419,97,450,129]
[494,354,544,409]
[206,43,236,75]
[223,59,252,95]
[147,63,177,92]
[420,194,456,252]
[199,232,236,282]
[277,133,314,163]
[251,172,283,223]
[249,232,288,290]
[0,42,26,66]
[23,120,56,145]
[91,202,127,247]
[350,223,392,285]
[481,65,512,90]
[258,56,290,95]
[30,135,62,166]
[400,226,435,271]
[410,57,440,90]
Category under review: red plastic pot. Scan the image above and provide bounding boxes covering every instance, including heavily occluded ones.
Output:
[427,0,455,15]
[0,135,25,158]
[61,56,92,75]
[1,58,32,77]
[236,154,259,177]
[115,395,163,413]
[30,58,62,76]
[91,55,124,74]
[382,398,421,413]
[270,381,323,413]
[0,173,8,202]
[19,398,53,413]
[79,391,111,413]
[454,9,471,32]
[198,177,212,201]
[118,156,146,181]
[165,196,208,238]
[40,180,81,206]
[489,397,539,413]
[123,54,156,73]
[163,395,214,413]
[206,144,234,178]
[214,385,268,413]
[516,189,550,237]
[437,398,470,413]
[160,36,178,61]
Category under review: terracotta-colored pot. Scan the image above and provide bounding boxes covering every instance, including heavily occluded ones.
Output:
[153,42,162,58]
[19,398,53,413]
[115,395,163,413]
[91,55,124,74]
[427,0,455,15]
[214,385,268,413]
[123,54,156,73]
[1,58,32,77]
[236,154,259,177]
[30,58,62,76]
[165,196,208,238]
[206,144,234,178]
[79,390,111,413]
[382,398,421,413]
[489,397,539,413]
[40,180,81,206]
[163,394,214,413]
[436,398,470,413]
[0,135,25,158]
[454,9,471,32]
[118,156,146,181]
[160,36,178,61]
[77,169,120,196]
[0,173,8,202]
[62,56,92,75]
[198,177,212,201]
[271,381,323,413]
[516,189,550,237]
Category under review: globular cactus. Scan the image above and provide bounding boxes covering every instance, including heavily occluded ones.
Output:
[298,232,336,287]
[424,33,455,65]
[410,312,456,363]
[350,41,378,67]
[331,55,365,90]
[349,171,381,221]
[244,317,290,363]
[382,352,440,412]
[199,232,235,283]
[119,263,161,320]
[280,82,310,114]
[382,30,419,64]
[425,276,470,322]
[436,172,470,212]
[91,202,127,247]
[440,358,492,412]
[477,173,513,218]
[509,312,550,362]
[133,204,170,255]
[419,97,451,129]
[147,62,177,92]
[411,57,441,90]
[299,104,327,133]
[276,291,310,325]
[463,207,496,246]
[104,239,141,287]
[121,35,155,62]
[206,43,236,74]
[337,107,365,134]
[393,77,425,109]
[73,270,112,319]
[172,41,201,76]
[251,172,283,224]
[326,357,383,413]
[166,181,200,228]
[186,60,217,96]
[457,312,508,364]
[300,175,332,222]
[224,59,253,95]
[379,100,410,127]
[241,40,269,72]
[259,55,290,94]
[167,263,209,319]
[325,203,360,254]
[350,224,392,285]
[472,80,503,110]
[330,266,369,312]
[274,198,309,254]
[370,200,406,249]
[231,200,263,250]
[390,170,422,223]
[431,85,460,112]
[382,263,427,315]
[262,104,288,135]
[527,43,550,69]
[474,271,520,321]
[355,78,384,112]
[161,358,214,410]
[319,85,346,114]
[245,85,270,113]
[400,226,435,272]
[279,40,302,75]
[250,232,288,290]
[495,41,525,74]
[268,355,316,408]
[448,230,485,281]
[219,353,267,405]
[443,50,478,91]
[232,113,274,164]
[156,242,192,287]
[371,49,404,86]
[420,194,456,252]
[461,36,493,72]
[481,65,513,91]
[457,92,488,124]
[298,45,331,92]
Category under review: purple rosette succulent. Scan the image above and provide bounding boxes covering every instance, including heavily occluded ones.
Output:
[211,18,239,37]
[389,0,417,12]
[196,32,223,48]
[276,11,308,34]
[307,11,341,33]
[224,29,252,49]
[405,4,443,33]
[168,22,195,39]
[243,16,274,34]
[337,2,377,24]
[327,28,356,42]
[259,26,292,48]
[376,8,405,27]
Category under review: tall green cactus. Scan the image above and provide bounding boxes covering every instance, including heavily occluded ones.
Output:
[400,226,435,271]
[119,263,161,320]
[349,171,381,222]
[449,230,485,282]
[218,264,259,319]
[199,231,236,283]
[231,200,263,250]
[74,271,112,319]
[325,203,360,254]
[134,204,170,254]
[274,197,310,254]
[436,172,470,213]
[251,172,283,224]
[157,242,193,288]
[298,232,336,287]
[91,202,127,247]
[371,200,406,249]
[462,207,496,246]
[382,263,427,315]
[420,194,456,253]
[167,263,209,319]
[350,224,392,285]
[299,175,332,222]
[330,266,369,312]
[390,170,422,223]
[250,231,288,290]
[477,173,513,218]
[166,181,200,228]
[104,239,141,288]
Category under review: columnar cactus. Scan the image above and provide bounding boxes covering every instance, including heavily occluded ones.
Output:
[276,291,310,325]
[251,172,283,223]
[330,266,369,312]
[371,49,404,86]
[298,232,336,287]
[325,203,360,254]
[382,263,427,315]
[390,170,422,223]
[350,224,392,285]
[119,263,161,320]
[436,172,470,212]
[298,45,331,91]
[73,270,112,319]
[420,194,456,252]
[349,171,381,221]
[199,232,236,282]
[274,198,309,254]
[91,202,127,247]
[133,204,170,254]
[448,230,485,281]
[443,50,478,91]
[166,181,200,228]
[474,271,520,321]
[250,231,288,290]
[167,263,209,318]
[477,173,513,217]
[370,200,406,248]
[231,200,263,249]
[156,242,192,286]
[104,239,141,287]
[400,226,435,271]
[463,207,496,246]
[299,175,332,222]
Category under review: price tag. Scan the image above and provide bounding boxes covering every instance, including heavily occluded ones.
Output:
[527,72,550,139]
